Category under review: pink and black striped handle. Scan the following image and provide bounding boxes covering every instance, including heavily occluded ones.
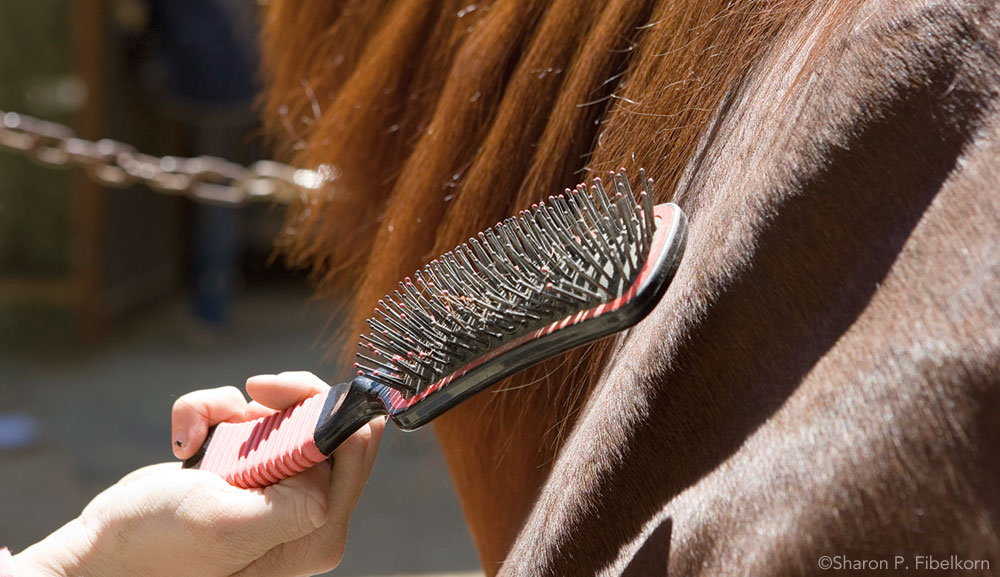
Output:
[183,379,386,488]
[184,197,687,490]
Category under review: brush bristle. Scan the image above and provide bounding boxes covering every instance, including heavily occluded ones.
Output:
[356,169,657,396]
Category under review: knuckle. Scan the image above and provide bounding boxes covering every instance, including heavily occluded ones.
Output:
[218,385,245,399]
[281,370,326,385]
[173,391,198,412]
[293,497,318,537]
[176,487,256,558]
[312,539,346,573]
[175,494,220,541]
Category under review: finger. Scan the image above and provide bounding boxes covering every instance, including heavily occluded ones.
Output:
[327,416,385,523]
[245,371,330,410]
[232,418,386,577]
[244,400,278,421]
[211,463,332,555]
[171,386,248,459]
[230,513,341,577]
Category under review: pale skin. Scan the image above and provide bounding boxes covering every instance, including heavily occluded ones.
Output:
[12,371,384,577]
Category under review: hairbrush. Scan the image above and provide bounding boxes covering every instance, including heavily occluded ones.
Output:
[183,168,687,488]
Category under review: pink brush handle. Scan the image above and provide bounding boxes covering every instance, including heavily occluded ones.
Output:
[186,379,388,489]
[187,389,330,489]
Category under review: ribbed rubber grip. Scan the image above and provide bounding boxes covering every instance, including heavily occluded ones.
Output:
[196,389,330,489]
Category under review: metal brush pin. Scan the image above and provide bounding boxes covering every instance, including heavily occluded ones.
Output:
[357,169,656,397]
[184,169,687,488]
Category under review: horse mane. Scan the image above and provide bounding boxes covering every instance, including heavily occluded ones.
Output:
[258,0,855,564]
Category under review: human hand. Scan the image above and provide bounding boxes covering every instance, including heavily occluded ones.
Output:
[14,371,384,577]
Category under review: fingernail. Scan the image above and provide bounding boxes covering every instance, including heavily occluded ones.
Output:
[174,430,187,450]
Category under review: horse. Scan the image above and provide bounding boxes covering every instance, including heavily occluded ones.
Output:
[258,0,1000,574]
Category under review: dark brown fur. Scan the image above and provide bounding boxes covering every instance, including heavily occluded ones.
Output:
[261,1,1000,574]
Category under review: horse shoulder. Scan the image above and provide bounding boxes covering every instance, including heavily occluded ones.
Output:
[501,2,1000,575]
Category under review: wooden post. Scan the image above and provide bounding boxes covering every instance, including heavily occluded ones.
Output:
[71,0,107,341]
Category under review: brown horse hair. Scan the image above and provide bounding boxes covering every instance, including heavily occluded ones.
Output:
[259,0,853,568]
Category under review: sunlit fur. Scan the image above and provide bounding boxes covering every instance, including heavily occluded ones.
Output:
[260,1,1000,574]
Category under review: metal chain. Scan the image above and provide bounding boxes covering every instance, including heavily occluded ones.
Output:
[0,109,329,207]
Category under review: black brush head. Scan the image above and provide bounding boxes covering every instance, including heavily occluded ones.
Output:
[187,169,687,483]
[355,169,687,429]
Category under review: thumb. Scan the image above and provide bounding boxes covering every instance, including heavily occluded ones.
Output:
[229,419,385,577]
[202,464,332,552]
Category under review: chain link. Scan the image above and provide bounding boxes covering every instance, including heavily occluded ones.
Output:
[0,109,329,207]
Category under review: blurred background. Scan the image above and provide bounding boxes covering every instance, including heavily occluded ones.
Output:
[0,2,480,575]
